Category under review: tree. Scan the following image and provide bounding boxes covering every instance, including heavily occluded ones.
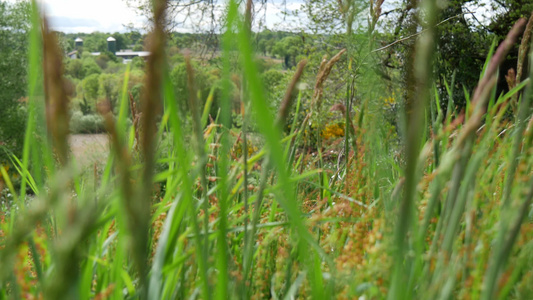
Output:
[170,62,220,117]
[257,39,268,55]
[488,0,533,96]
[82,74,101,111]
[57,31,74,53]
[99,74,119,110]
[127,31,143,45]
[0,1,30,164]
[433,0,492,108]
[379,0,530,110]
[261,69,285,95]
[489,0,533,38]
[125,0,224,32]
[65,59,84,79]
[83,32,108,52]
[82,57,102,76]
[95,53,111,70]
[271,36,305,69]
[112,32,131,50]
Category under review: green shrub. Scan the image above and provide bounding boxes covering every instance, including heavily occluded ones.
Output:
[79,97,92,115]
[65,59,84,79]
[81,73,100,111]
[261,69,285,95]
[131,56,145,70]
[0,1,30,164]
[82,58,102,76]
[69,111,106,134]
[0,106,26,164]
[170,61,221,117]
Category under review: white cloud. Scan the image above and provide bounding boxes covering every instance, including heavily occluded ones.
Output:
[260,1,306,31]
[463,0,494,28]
[35,0,304,33]
[38,0,146,32]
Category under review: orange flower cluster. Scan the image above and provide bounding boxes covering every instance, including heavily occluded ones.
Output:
[321,123,345,140]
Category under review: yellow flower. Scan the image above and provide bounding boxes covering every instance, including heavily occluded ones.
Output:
[383,96,395,106]
[321,123,345,139]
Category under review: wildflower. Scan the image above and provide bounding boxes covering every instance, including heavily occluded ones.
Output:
[321,122,345,139]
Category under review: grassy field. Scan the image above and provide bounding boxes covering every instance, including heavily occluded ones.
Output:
[69,134,109,168]
[0,0,533,299]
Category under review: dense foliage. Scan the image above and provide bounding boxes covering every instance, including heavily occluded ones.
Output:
[0,1,30,164]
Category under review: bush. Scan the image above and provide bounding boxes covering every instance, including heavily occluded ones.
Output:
[0,106,26,163]
[78,97,92,115]
[131,57,145,70]
[82,58,102,76]
[69,111,106,134]
[261,69,285,95]
[170,61,220,117]
[65,59,84,79]
[0,1,30,164]
[104,61,124,74]
[81,73,100,111]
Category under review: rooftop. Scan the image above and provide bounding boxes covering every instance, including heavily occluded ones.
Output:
[115,50,150,57]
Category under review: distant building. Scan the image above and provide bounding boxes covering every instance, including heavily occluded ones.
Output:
[107,36,116,54]
[115,49,151,64]
[67,36,150,64]
[75,37,83,48]
[67,50,78,59]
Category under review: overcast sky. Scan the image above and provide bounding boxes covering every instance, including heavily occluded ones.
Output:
[30,0,492,34]
[37,0,305,33]
[38,0,149,32]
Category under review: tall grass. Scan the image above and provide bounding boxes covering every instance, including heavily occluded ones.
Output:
[0,0,532,299]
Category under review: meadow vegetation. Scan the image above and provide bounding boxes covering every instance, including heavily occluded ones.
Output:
[0,0,533,299]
